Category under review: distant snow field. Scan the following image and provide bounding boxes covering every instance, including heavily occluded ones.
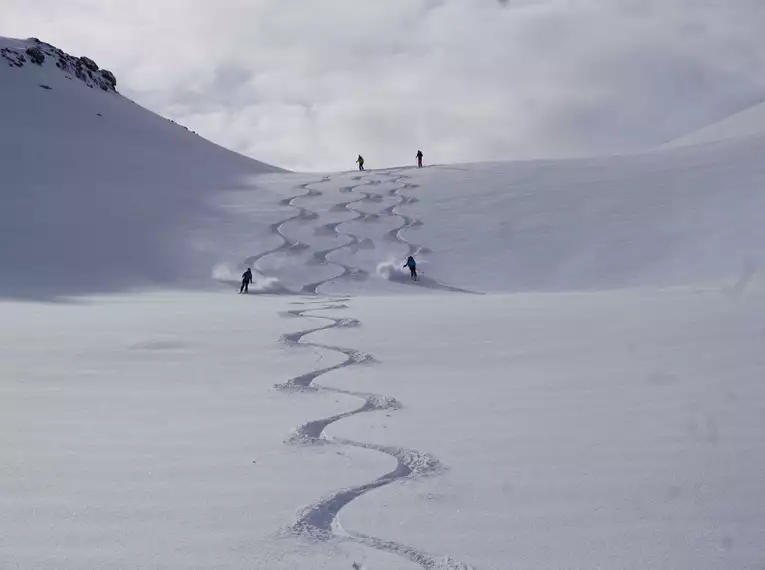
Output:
[3,35,765,569]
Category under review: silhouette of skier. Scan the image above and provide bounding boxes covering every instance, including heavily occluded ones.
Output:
[356,155,365,171]
[404,256,417,280]
[416,150,423,168]
[240,268,253,293]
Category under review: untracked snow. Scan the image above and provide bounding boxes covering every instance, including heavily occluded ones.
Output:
[3,35,765,570]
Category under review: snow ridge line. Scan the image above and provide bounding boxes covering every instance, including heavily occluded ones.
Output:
[278,302,477,570]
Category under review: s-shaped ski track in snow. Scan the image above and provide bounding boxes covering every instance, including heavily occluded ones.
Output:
[278,302,476,570]
[243,177,330,285]
[299,176,382,295]
[247,171,480,296]
[366,170,481,295]
[247,172,478,567]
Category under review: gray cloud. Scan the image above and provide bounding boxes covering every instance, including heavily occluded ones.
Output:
[2,0,765,171]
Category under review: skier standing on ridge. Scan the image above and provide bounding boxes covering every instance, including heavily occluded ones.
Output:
[416,150,423,168]
[356,154,365,171]
[240,268,253,294]
[404,255,417,280]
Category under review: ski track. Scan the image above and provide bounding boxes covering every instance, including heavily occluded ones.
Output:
[243,178,329,281]
[277,302,476,570]
[248,171,478,568]
[299,179,375,294]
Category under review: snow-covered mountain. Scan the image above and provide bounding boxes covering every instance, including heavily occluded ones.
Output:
[3,36,765,570]
[4,34,765,299]
[0,36,281,299]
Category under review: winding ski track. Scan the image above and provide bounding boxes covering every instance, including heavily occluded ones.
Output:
[298,177,379,294]
[376,171,481,295]
[278,302,475,570]
[249,171,477,569]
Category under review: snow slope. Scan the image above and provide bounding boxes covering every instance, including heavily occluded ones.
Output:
[318,290,765,569]
[0,36,281,299]
[205,138,765,296]
[4,35,765,570]
[661,100,765,149]
[4,34,764,300]
[4,292,765,570]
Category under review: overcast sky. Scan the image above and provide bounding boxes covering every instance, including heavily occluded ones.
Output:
[3,0,765,171]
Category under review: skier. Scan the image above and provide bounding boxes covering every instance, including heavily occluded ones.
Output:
[356,155,365,171]
[403,255,417,280]
[416,150,423,168]
[240,267,253,294]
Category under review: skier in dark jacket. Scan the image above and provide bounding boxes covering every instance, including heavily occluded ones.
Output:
[356,155,365,171]
[240,268,253,293]
[416,150,423,168]
[404,256,417,280]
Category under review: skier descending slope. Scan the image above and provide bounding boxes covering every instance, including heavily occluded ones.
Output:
[416,149,424,168]
[239,268,253,294]
[404,255,418,280]
[356,154,365,171]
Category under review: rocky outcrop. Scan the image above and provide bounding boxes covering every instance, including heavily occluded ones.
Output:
[79,56,99,72]
[1,47,26,67]
[25,46,45,65]
[2,39,118,93]
[100,69,117,90]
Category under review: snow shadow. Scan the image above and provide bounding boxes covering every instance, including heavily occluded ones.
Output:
[0,66,281,301]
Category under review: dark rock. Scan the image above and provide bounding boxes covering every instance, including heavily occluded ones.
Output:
[1,47,27,68]
[100,69,117,89]
[79,56,99,72]
[26,46,45,65]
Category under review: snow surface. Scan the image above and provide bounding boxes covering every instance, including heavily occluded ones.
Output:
[0,36,281,300]
[661,101,765,149]
[3,35,765,570]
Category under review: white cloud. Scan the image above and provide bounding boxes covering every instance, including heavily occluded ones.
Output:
[2,0,765,171]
